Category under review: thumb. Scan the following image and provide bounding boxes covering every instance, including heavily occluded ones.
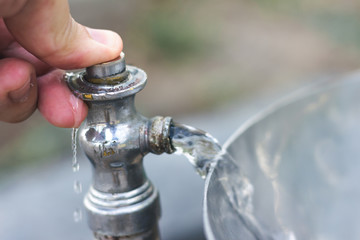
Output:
[3,0,122,69]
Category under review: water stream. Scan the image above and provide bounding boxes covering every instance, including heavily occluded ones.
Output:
[170,122,296,240]
[170,122,221,178]
[72,128,80,173]
[71,128,82,223]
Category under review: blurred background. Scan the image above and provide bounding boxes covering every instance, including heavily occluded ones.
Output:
[1,0,360,239]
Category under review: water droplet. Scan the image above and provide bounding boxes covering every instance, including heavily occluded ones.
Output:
[73,180,82,194]
[73,208,82,223]
[72,162,80,172]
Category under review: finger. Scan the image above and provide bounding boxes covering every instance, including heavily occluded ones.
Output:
[1,18,52,76]
[37,69,88,128]
[4,0,122,69]
[0,58,37,123]
[0,0,28,18]
[2,41,53,76]
[0,18,13,51]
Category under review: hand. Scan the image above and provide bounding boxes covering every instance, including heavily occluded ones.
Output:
[0,0,122,127]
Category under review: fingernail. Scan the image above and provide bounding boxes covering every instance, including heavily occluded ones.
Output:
[87,28,122,50]
[9,78,31,103]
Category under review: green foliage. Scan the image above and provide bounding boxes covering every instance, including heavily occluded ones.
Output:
[0,122,71,178]
[139,10,209,62]
[306,12,360,50]
[252,0,301,11]
[253,0,360,51]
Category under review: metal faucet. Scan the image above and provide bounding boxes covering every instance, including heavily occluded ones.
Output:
[66,53,174,240]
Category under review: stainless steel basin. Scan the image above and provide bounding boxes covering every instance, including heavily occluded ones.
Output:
[204,72,360,240]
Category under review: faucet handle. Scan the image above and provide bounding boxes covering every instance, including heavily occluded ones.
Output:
[66,52,147,101]
[85,52,128,85]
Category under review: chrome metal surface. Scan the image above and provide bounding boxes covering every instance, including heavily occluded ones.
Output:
[204,72,360,239]
[93,225,160,240]
[85,52,128,84]
[66,54,173,239]
[66,65,146,101]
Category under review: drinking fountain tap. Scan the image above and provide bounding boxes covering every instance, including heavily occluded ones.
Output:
[66,52,174,240]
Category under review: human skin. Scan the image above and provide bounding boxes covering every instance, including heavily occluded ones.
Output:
[0,0,122,127]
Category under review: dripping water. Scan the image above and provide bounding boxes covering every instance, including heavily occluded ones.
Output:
[73,207,82,223]
[170,122,296,240]
[72,128,79,173]
[73,180,82,194]
[72,128,83,222]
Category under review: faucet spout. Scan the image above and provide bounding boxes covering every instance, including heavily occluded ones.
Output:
[66,53,173,240]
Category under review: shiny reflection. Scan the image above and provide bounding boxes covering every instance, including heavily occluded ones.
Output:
[205,72,360,240]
